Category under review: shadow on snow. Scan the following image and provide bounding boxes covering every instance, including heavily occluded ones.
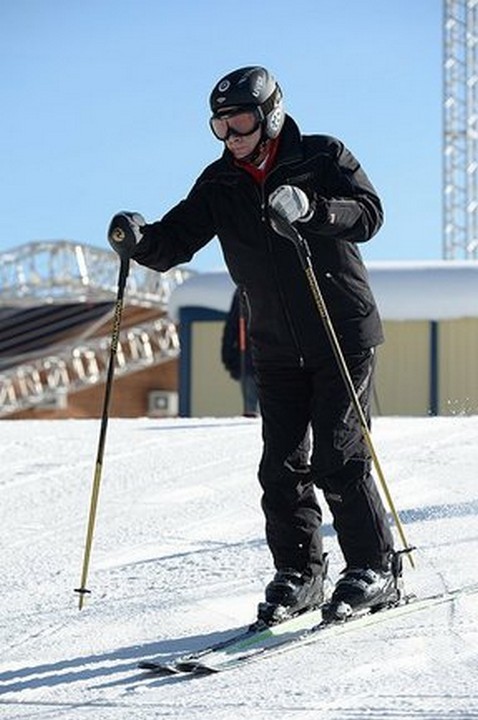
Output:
[0,625,237,694]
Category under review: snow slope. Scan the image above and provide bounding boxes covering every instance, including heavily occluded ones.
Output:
[1,416,477,719]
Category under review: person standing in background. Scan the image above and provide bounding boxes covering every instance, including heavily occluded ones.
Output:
[221,286,259,417]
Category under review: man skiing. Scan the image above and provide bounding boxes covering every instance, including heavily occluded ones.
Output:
[108,65,398,624]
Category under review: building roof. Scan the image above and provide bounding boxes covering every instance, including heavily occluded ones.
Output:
[168,260,478,322]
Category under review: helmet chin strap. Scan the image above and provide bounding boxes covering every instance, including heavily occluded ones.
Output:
[228,124,270,165]
[242,124,269,165]
[245,137,269,165]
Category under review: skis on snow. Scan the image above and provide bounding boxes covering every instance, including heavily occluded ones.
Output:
[138,582,478,676]
[138,604,326,675]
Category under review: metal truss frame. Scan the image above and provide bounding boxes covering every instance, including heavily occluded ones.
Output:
[443,0,478,258]
[0,240,191,416]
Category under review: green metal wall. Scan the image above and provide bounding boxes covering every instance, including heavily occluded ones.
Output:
[180,309,478,417]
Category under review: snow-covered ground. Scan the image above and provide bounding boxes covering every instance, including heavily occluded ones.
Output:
[1,415,477,719]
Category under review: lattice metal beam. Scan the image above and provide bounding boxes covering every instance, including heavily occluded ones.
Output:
[0,317,180,417]
[0,240,193,415]
[443,0,478,258]
[0,240,192,307]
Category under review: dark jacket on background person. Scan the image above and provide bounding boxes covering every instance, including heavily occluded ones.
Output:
[133,115,384,368]
[221,288,254,381]
[222,287,259,417]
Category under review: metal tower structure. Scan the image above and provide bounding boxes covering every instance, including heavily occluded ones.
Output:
[0,240,189,307]
[443,0,478,258]
[0,241,191,416]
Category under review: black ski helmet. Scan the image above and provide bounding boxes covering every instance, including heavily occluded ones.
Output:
[209,66,284,139]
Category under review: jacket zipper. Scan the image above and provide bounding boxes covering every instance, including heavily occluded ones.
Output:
[259,181,305,367]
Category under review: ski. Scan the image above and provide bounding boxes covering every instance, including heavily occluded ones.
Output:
[138,582,478,676]
[138,604,325,675]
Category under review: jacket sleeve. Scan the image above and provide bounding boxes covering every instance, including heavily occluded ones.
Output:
[304,137,384,244]
[132,175,216,272]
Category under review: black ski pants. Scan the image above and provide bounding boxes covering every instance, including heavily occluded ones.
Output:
[256,349,394,579]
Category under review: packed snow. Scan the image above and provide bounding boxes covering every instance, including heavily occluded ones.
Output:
[1,415,477,719]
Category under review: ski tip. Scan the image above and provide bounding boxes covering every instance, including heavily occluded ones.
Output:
[138,659,218,676]
[182,662,219,675]
[138,661,182,675]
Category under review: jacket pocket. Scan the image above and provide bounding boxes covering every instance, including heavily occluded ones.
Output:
[323,272,374,316]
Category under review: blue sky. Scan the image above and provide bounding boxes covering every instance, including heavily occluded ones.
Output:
[0,0,442,272]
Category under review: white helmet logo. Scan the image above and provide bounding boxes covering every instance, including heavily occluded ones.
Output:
[218,80,230,92]
[251,75,264,98]
[269,107,282,132]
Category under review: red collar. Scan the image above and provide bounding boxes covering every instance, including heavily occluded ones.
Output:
[234,137,280,184]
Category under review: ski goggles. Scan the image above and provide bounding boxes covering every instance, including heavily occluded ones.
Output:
[209,107,262,141]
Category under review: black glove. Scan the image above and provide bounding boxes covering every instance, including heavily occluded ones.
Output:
[108,212,146,259]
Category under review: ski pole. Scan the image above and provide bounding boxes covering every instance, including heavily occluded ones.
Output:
[270,211,414,568]
[75,257,130,609]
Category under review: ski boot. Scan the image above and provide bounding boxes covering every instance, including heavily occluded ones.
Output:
[322,550,408,623]
[256,556,328,626]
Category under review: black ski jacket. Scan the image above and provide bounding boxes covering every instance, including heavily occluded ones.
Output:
[133,115,384,368]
